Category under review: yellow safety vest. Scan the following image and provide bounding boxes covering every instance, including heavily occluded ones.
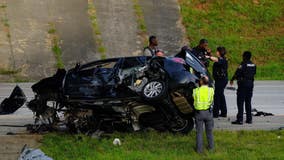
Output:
[193,85,214,110]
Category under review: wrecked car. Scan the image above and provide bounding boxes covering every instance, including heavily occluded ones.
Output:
[27,50,208,134]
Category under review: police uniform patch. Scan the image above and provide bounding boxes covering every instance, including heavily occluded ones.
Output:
[247,64,255,67]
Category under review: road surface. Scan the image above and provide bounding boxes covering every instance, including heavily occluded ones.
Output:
[225,81,284,116]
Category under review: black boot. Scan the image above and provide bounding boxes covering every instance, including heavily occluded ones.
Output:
[231,120,243,125]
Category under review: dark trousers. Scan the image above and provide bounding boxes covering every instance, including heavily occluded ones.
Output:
[213,79,228,117]
[195,110,214,153]
[236,85,253,122]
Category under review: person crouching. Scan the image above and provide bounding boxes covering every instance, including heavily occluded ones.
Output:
[193,76,214,153]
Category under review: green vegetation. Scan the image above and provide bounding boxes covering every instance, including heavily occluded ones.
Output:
[2,18,9,27]
[87,0,107,60]
[52,41,64,69]
[47,28,56,34]
[41,130,284,160]
[133,0,148,45]
[0,68,20,75]
[48,23,64,69]
[0,4,6,9]
[179,0,284,80]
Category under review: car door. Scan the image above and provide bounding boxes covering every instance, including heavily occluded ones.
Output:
[184,50,207,76]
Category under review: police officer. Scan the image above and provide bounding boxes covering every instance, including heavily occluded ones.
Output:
[206,47,228,118]
[193,76,214,153]
[192,39,212,68]
[230,51,256,124]
[143,35,158,56]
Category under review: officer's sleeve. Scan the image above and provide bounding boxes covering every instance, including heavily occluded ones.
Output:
[216,58,225,65]
[231,64,243,81]
[204,58,210,67]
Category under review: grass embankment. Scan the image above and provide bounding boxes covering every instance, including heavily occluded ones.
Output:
[179,0,284,80]
[41,130,284,160]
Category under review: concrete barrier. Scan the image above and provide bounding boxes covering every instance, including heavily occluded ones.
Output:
[139,0,188,55]
[0,0,187,80]
[0,0,97,80]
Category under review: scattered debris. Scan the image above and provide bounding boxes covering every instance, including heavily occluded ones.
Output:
[0,85,26,115]
[91,130,105,139]
[26,123,54,134]
[6,132,16,135]
[113,138,121,146]
[18,144,53,160]
[252,108,274,116]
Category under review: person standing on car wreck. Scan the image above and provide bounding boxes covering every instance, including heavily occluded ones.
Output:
[206,47,228,118]
[143,35,158,56]
[193,76,214,153]
[231,51,256,125]
[192,39,212,68]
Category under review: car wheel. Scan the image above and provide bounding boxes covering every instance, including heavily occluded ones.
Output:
[170,117,194,134]
[141,80,167,101]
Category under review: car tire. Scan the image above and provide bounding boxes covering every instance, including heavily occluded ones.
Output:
[169,117,194,134]
[141,80,167,101]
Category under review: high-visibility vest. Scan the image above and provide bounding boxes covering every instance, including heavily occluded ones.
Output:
[193,85,214,110]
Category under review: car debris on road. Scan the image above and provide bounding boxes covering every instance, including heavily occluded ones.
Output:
[18,144,53,160]
[0,85,26,115]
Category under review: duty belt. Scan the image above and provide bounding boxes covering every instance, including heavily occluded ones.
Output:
[195,107,211,113]
[238,78,254,81]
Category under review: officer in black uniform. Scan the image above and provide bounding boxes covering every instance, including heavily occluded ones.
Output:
[230,51,256,124]
[207,47,228,118]
[192,39,212,68]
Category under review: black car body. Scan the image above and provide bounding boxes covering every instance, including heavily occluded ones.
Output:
[28,50,208,134]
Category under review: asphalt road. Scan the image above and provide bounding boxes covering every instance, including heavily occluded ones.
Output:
[0,81,283,135]
[225,81,284,116]
[0,83,34,135]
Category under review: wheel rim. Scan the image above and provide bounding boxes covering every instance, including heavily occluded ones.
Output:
[171,119,188,132]
[143,81,163,98]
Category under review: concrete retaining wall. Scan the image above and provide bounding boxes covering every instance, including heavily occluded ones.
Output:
[0,0,187,81]
[0,0,96,80]
[139,0,188,55]
[94,0,141,57]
